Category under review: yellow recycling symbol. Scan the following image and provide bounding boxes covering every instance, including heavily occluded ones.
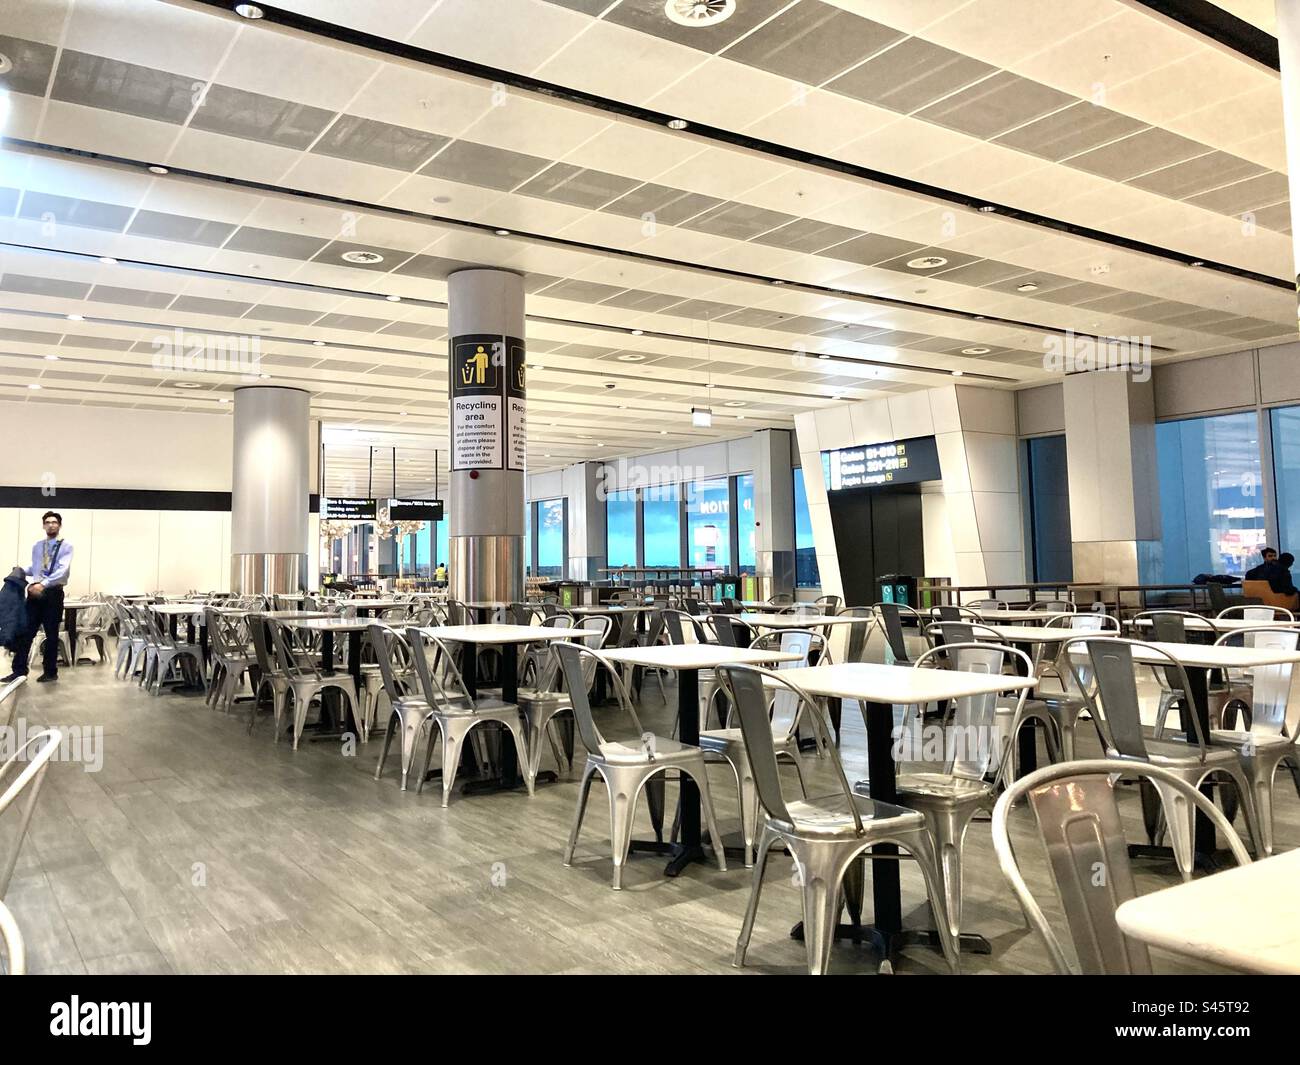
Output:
[461,344,490,385]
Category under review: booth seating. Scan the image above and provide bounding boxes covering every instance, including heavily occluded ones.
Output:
[1242,580,1300,613]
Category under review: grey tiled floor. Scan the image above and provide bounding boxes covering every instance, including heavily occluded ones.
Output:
[3,652,1292,975]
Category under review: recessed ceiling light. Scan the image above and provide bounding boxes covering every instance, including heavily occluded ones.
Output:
[219,397,230,403]
[735,415,744,420]
[1189,260,1205,267]
[528,363,542,370]
[618,405,628,410]
[148,165,169,175]
[234,3,265,18]
[906,256,948,270]
[432,195,452,205]
[664,0,735,28]
[770,279,785,286]
[704,382,715,388]
[259,373,270,379]
[723,400,746,407]
[961,347,990,355]
[666,118,689,131]
[660,430,668,435]
[399,411,407,416]
[951,370,964,377]
[597,443,605,447]
[817,354,830,360]
[27,383,41,390]
[630,329,644,336]
[978,205,996,213]
[174,381,202,389]
[65,313,83,321]
[98,256,117,265]
[43,354,59,361]
[1016,283,1039,292]
[312,340,326,347]
[341,250,384,264]
[494,228,510,236]
[385,294,401,302]
[617,353,645,362]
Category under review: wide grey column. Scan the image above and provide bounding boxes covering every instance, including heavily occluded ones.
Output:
[231,385,310,593]
[448,269,525,603]
[1279,0,1300,294]
[1062,371,1162,585]
[752,428,795,599]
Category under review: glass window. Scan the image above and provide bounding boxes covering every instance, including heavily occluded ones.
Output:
[606,489,638,567]
[536,498,565,577]
[523,505,531,577]
[1274,405,1300,552]
[643,483,681,567]
[736,474,755,575]
[1025,435,1073,582]
[1157,411,1264,579]
[686,477,730,573]
[435,518,449,571]
[793,470,820,588]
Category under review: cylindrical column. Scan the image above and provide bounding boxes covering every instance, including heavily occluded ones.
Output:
[231,385,310,593]
[1280,0,1300,300]
[447,269,526,603]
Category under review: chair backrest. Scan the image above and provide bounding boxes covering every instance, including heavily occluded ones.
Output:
[747,629,824,737]
[716,664,858,832]
[554,643,644,755]
[0,728,62,899]
[836,606,874,663]
[768,593,794,605]
[0,897,24,974]
[369,624,414,704]
[406,627,471,710]
[1032,599,1075,613]
[269,621,319,680]
[913,642,1031,779]
[1213,627,1300,736]
[872,602,918,664]
[1206,581,1230,612]
[991,759,1249,975]
[662,609,701,645]
[967,598,1007,611]
[1217,604,1294,622]
[247,617,277,676]
[0,677,23,732]
[708,613,755,648]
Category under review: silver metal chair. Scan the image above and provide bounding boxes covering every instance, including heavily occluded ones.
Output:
[404,628,530,808]
[718,664,958,976]
[991,759,1249,974]
[371,625,435,791]
[519,616,610,786]
[268,621,359,750]
[139,608,204,695]
[205,609,254,714]
[883,641,1033,942]
[813,594,841,613]
[1217,605,1294,622]
[0,677,23,732]
[1,728,62,901]
[0,897,24,974]
[246,616,290,738]
[1133,610,1205,739]
[111,603,146,680]
[73,603,113,664]
[872,601,923,665]
[1063,635,1262,879]
[555,642,726,890]
[1206,627,1300,856]
[1022,612,1121,761]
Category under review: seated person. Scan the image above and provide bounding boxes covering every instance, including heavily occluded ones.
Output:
[1267,553,1298,597]
[1245,547,1279,580]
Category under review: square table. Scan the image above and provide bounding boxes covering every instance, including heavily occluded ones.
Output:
[280,616,386,738]
[1132,616,1300,634]
[598,644,802,876]
[61,599,104,664]
[1116,849,1300,974]
[773,662,1035,965]
[417,624,587,794]
[149,603,211,673]
[970,608,1068,623]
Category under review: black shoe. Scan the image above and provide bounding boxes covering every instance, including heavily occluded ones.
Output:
[1,672,21,683]
[36,673,57,683]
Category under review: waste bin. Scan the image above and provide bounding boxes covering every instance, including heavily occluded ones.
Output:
[876,573,918,607]
[920,576,950,611]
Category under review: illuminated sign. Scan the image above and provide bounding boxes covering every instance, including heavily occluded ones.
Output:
[387,498,444,521]
[821,436,941,492]
[323,497,377,520]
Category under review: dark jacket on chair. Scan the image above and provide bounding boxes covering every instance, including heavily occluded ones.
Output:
[0,566,29,650]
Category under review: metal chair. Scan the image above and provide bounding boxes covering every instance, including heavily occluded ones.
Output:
[111,603,147,680]
[0,677,23,732]
[991,759,1249,974]
[1132,610,1205,740]
[966,598,1007,612]
[1,728,62,901]
[138,608,204,696]
[1063,635,1262,879]
[555,642,726,890]
[883,641,1033,942]
[1206,627,1300,856]
[872,601,923,665]
[719,664,958,976]
[73,604,113,664]
[268,621,359,750]
[1022,612,1121,761]
[1030,599,1075,613]
[370,625,434,791]
[813,594,841,613]
[0,898,23,974]
[205,609,254,714]
[1217,604,1294,622]
[519,616,611,785]
[245,617,290,738]
[404,628,530,808]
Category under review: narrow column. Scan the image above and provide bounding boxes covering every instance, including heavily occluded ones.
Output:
[752,428,795,599]
[1278,0,1300,296]
[1062,370,1162,584]
[565,462,607,582]
[231,385,310,593]
[447,269,526,603]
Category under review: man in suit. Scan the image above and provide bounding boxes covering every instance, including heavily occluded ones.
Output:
[1245,547,1279,580]
[3,511,74,683]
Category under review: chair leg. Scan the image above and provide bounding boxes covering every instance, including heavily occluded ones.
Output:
[791,843,854,975]
[904,828,961,974]
[501,717,533,797]
[374,711,398,780]
[606,768,645,890]
[734,824,775,967]
[1151,778,1195,881]
[290,689,312,751]
[563,762,598,867]
[685,765,727,873]
[439,725,469,808]
[920,805,974,941]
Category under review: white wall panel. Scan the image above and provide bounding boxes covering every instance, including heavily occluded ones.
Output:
[815,405,855,451]
[157,512,227,592]
[848,398,893,444]
[955,386,1016,434]
[887,391,934,439]
[973,492,1025,553]
[964,433,1019,493]
[85,511,161,594]
[921,493,956,581]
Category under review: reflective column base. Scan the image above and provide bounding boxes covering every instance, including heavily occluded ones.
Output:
[231,552,308,595]
[450,535,523,604]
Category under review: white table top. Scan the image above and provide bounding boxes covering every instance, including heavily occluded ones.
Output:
[418,624,583,645]
[1133,616,1300,632]
[282,617,385,633]
[599,644,803,671]
[1073,640,1300,670]
[62,600,99,609]
[248,610,335,621]
[1116,850,1300,974]
[739,612,866,629]
[335,599,407,610]
[569,604,656,614]
[975,623,1118,644]
[150,603,208,615]
[969,608,1069,623]
[774,662,1035,705]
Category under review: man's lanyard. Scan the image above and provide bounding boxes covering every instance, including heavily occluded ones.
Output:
[42,539,62,577]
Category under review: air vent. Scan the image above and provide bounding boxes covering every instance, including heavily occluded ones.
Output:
[906,256,948,270]
[664,0,735,28]
[341,250,384,265]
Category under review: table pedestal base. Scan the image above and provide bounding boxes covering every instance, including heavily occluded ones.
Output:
[788,922,991,958]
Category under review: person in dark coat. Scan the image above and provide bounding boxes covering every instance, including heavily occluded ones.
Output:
[0,566,27,651]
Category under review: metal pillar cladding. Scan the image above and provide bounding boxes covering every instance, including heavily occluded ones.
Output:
[1279,0,1300,310]
[447,269,526,603]
[230,386,310,593]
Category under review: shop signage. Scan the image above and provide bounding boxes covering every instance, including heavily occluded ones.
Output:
[387,498,444,521]
[821,435,941,491]
[323,497,377,520]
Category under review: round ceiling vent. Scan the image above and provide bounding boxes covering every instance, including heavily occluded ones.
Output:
[961,346,991,355]
[616,353,646,362]
[0,54,12,75]
[341,250,384,265]
[664,0,736,28]
[723,400,746,407]
[906,256,948,270]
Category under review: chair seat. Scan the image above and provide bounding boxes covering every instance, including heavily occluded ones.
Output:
[516,689,569,709]
[437,695,518,718]
[778,791,925,838]
[1209,729,1292,750]
[1128,740,1241,770]
[895,772,991,803]
[595,735,701,765]
[698,727,796,754]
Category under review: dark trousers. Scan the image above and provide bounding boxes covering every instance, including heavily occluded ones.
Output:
[11,585,65,677]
